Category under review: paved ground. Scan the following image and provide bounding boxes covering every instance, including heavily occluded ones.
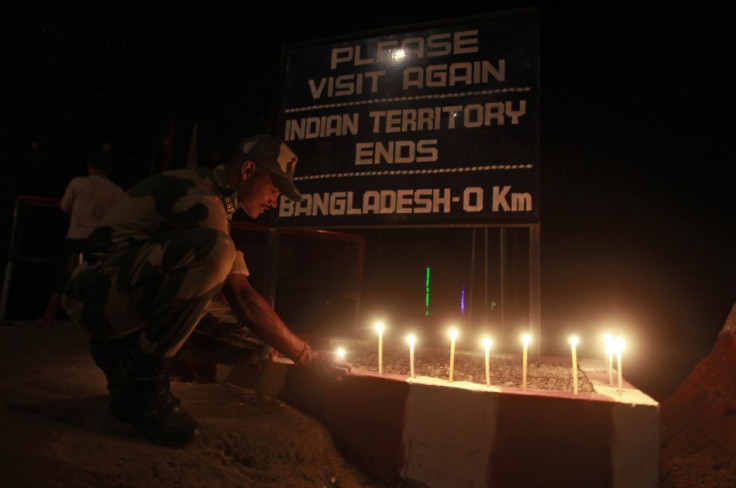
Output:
[0,322,383,488]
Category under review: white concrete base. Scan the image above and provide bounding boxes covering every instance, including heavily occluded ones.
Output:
[225,356,659,488]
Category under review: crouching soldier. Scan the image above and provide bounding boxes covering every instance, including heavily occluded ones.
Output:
[63,135,350,446]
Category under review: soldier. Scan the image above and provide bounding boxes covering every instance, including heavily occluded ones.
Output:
[63,135,350,446]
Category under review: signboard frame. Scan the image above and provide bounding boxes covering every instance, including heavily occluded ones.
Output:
[270,8,541,358]
[273,8,540,230]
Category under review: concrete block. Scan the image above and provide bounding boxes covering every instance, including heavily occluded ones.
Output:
[401,380,499,488]
[225,355,660,488]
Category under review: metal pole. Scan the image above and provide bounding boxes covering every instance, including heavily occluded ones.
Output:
[186,121,199,168]
[264,228,280,308]
[484,227,489,326]
[468,228,476,327]
[0,263,13,324]
[0,197,23,323]
[500,227,505,337]
[529,224,541,363]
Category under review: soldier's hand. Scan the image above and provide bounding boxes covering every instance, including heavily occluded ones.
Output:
[306,350,351,380]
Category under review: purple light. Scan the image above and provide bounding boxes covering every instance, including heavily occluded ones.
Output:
[461,285,465,315]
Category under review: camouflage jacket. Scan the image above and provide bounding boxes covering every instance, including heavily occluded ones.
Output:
[83,166,248,275]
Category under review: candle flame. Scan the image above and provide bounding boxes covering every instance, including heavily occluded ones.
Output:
[482,337,492,349]
[336,347,346,359]
[522,333,531,346]
[406,333,416,346]
[602,333,613,353]
[615,336,626,352]
[569,335,579,346]
[375,321,384,334]
[449,328,458,340]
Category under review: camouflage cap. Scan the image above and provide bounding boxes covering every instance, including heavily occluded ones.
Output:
[238,134,303,202]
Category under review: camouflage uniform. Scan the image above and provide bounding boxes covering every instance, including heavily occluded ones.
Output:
[63,166,265,360]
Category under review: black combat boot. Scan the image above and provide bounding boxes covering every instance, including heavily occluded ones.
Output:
[89,333,200,446]
[90,333,140,397]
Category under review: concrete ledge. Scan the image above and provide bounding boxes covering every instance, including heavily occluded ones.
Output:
[225,357,659,488]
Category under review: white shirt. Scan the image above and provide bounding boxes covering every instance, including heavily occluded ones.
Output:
[60,174,124,239]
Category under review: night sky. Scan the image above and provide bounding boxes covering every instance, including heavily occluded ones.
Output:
[3,1,735,401]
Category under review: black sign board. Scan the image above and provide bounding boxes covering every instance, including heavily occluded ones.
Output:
[274,9,539,228]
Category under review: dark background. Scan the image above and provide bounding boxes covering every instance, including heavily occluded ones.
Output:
[2,1,735,402]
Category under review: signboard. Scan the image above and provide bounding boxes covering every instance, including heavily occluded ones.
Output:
[274,9,539,228]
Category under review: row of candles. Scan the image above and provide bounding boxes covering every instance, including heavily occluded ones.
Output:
[349,322,628,394]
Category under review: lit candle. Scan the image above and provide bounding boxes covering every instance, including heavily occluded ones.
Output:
[448,328,458,383]
[375,321,384,375]
[615,336,626,392]
[522,334,531,390]
[569,336,579,394]
[406,334,416,378]
[482,337,492,386]
[336,347,346,360]
[603,333,614,386]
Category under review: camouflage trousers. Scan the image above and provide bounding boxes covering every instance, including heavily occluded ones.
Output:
[63,228,268,361]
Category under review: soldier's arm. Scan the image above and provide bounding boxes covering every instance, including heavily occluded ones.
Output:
[220,272,311,364]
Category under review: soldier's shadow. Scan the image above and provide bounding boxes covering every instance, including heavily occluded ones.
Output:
[7,395,143,442]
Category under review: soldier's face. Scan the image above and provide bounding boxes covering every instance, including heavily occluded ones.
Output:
[238,169,281,219]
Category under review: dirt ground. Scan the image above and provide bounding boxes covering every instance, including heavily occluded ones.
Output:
[0,323,384,488]
[2,321,734,487]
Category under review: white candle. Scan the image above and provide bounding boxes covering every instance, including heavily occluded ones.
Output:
[522,334,531,390]
[482,337,492,386]
[569,336,579,394]
[406,334,416,378]
[448,328,458,383]
[615,336,626,392]
[375,322,384,375]
[603,334,614,386]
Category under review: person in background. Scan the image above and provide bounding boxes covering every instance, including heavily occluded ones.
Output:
[33,145,124,328]
[62,135,350,446]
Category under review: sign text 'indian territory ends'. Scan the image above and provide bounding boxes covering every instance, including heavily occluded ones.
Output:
[310,30,505,97]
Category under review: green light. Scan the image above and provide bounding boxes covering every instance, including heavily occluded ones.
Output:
[425,266,431,316]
